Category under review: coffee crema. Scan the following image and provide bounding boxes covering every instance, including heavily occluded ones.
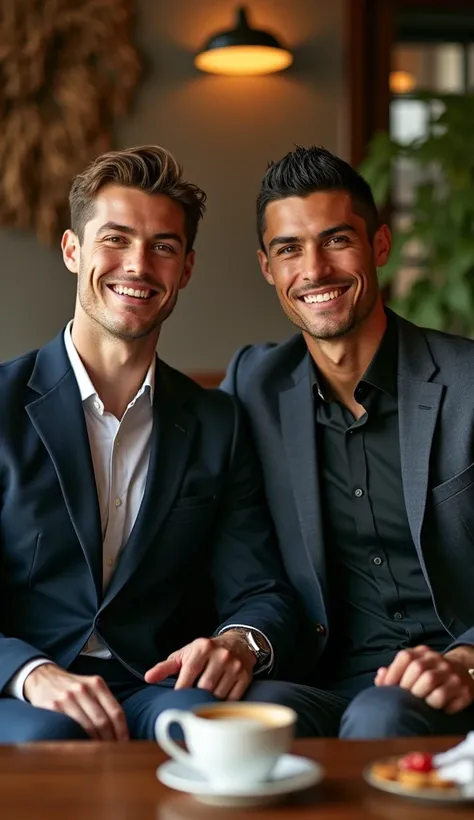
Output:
[195,703,294,727]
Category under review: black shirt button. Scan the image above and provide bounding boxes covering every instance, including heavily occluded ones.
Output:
[354,488,364,498]
[394,612,403,620]
[315,623,327,635]
[373,556,383,566]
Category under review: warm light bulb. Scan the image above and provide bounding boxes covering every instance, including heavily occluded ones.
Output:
[390,70,416,95]
[195,45,293,76]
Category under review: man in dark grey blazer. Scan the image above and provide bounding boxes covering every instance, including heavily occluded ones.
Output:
[0,145,322,742]
[222,145,474,738]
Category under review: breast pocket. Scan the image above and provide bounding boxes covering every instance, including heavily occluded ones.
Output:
[432,461,474,506]
[430,462,474,563]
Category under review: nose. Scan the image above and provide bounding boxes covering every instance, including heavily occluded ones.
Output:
[123,244,152,277]
[302,246,333,282]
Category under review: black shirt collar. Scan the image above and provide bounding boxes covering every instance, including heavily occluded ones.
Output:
[310,310,398,402]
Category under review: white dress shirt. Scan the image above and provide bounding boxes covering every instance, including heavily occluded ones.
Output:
[8,324,272,700]
[8,322,155,697]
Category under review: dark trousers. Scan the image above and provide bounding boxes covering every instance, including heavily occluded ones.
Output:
[0,657,340,742]
[1,660,474,742]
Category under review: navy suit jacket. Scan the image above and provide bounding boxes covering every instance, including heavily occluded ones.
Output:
[222,311,474,682]
[0,332,296,692]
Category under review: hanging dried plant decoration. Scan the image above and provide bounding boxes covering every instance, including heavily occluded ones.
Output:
[0,0,141,243]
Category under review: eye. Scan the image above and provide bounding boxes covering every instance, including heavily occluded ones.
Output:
[325,235,349,248]
[104,235,126,245]
[277,245,300,255]
[153,243,177,254]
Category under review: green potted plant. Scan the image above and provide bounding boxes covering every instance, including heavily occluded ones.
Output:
[359,93,474,336]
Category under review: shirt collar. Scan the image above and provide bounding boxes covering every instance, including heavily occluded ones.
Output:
[361,310,398,397]
[63,321,155,407]
[310,310,398,402]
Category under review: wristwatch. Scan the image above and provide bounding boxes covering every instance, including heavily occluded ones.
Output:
[232,628,272,673]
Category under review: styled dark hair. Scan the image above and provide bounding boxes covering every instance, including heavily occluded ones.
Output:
[69,145,207,251]
[256,145,379,251]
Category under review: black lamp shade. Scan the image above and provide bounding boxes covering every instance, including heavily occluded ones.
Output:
[195,6,293,76]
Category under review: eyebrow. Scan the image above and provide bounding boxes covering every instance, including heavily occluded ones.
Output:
[96,222,184,245]
[268,223,357,250]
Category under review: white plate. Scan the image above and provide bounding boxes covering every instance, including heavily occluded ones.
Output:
[364,757,474,805]
[157,753,324,807]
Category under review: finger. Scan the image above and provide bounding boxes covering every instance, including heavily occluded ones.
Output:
[211,660,245,699]
[74,686,119,741]
[196,648,233,692]
[55,695,101,739]
[175,652,209,690]
[426,676,467,711]
[445,690,472,715]
[145,657,180,684]
[205,671,231,700]
[410,667,449,700]
[399,654,440,691]
[92,680,129,741]
[81,703,116,740]
[227,676,252,702]
[383,647,429,687]
[374,667,388,686]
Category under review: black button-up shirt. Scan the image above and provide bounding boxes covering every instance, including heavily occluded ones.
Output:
[313,312,448,682]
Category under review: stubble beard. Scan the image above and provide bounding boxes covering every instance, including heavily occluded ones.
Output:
[77,266,169,342]
[283,281,378,341]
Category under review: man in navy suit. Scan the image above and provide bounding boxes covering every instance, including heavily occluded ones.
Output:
[222,145,474,738]
[0,145,320,742]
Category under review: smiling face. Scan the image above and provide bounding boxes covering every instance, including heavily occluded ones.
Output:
[258,191,391,340]
[62,184,194,343]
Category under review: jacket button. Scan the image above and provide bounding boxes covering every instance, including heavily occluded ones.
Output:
[315,623,326,635]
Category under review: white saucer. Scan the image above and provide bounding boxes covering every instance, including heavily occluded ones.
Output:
[157,753,324,807]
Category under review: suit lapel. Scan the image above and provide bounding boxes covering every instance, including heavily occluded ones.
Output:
[396,315,443,551]
[26,337,102,598]
[279,355,327,596]
[102,364,196,605]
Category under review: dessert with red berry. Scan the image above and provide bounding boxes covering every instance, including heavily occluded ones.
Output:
[370,750,457,792]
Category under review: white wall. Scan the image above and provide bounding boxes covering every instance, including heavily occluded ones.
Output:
[0,0,347,370]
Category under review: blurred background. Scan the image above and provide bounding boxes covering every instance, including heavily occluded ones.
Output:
[0,0,472,383]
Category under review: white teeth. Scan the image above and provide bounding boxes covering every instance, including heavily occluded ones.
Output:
[112,285,151,299]
[303,289,343,304]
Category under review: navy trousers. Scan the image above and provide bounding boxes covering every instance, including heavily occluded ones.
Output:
[1,660,474,742]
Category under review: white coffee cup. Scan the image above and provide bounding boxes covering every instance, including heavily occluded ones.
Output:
[155,701,296,790]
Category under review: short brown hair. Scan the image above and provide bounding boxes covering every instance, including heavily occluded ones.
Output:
[69,145,206,251]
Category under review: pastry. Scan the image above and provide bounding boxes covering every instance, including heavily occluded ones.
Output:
[371,751,457,792]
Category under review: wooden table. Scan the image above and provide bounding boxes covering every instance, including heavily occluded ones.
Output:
[0,736,470,819]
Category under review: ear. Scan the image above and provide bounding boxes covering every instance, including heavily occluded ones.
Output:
[61,230,81,274]
[257,249,275,286]
[373,224,392,268]
[178,250,195,290]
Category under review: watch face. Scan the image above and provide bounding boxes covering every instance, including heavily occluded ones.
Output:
[233,629,270,668]
[250,630,268,652]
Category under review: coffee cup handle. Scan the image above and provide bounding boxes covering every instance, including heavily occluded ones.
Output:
[155,709,195,768]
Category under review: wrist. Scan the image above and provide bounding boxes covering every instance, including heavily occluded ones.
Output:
[213,630,257,666]
[23,662,59,701]
[445,645,474,672]
[217,628,271,673]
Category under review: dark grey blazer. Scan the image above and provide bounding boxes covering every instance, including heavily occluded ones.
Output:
[0,331,296,692]
[221,310,474,682]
